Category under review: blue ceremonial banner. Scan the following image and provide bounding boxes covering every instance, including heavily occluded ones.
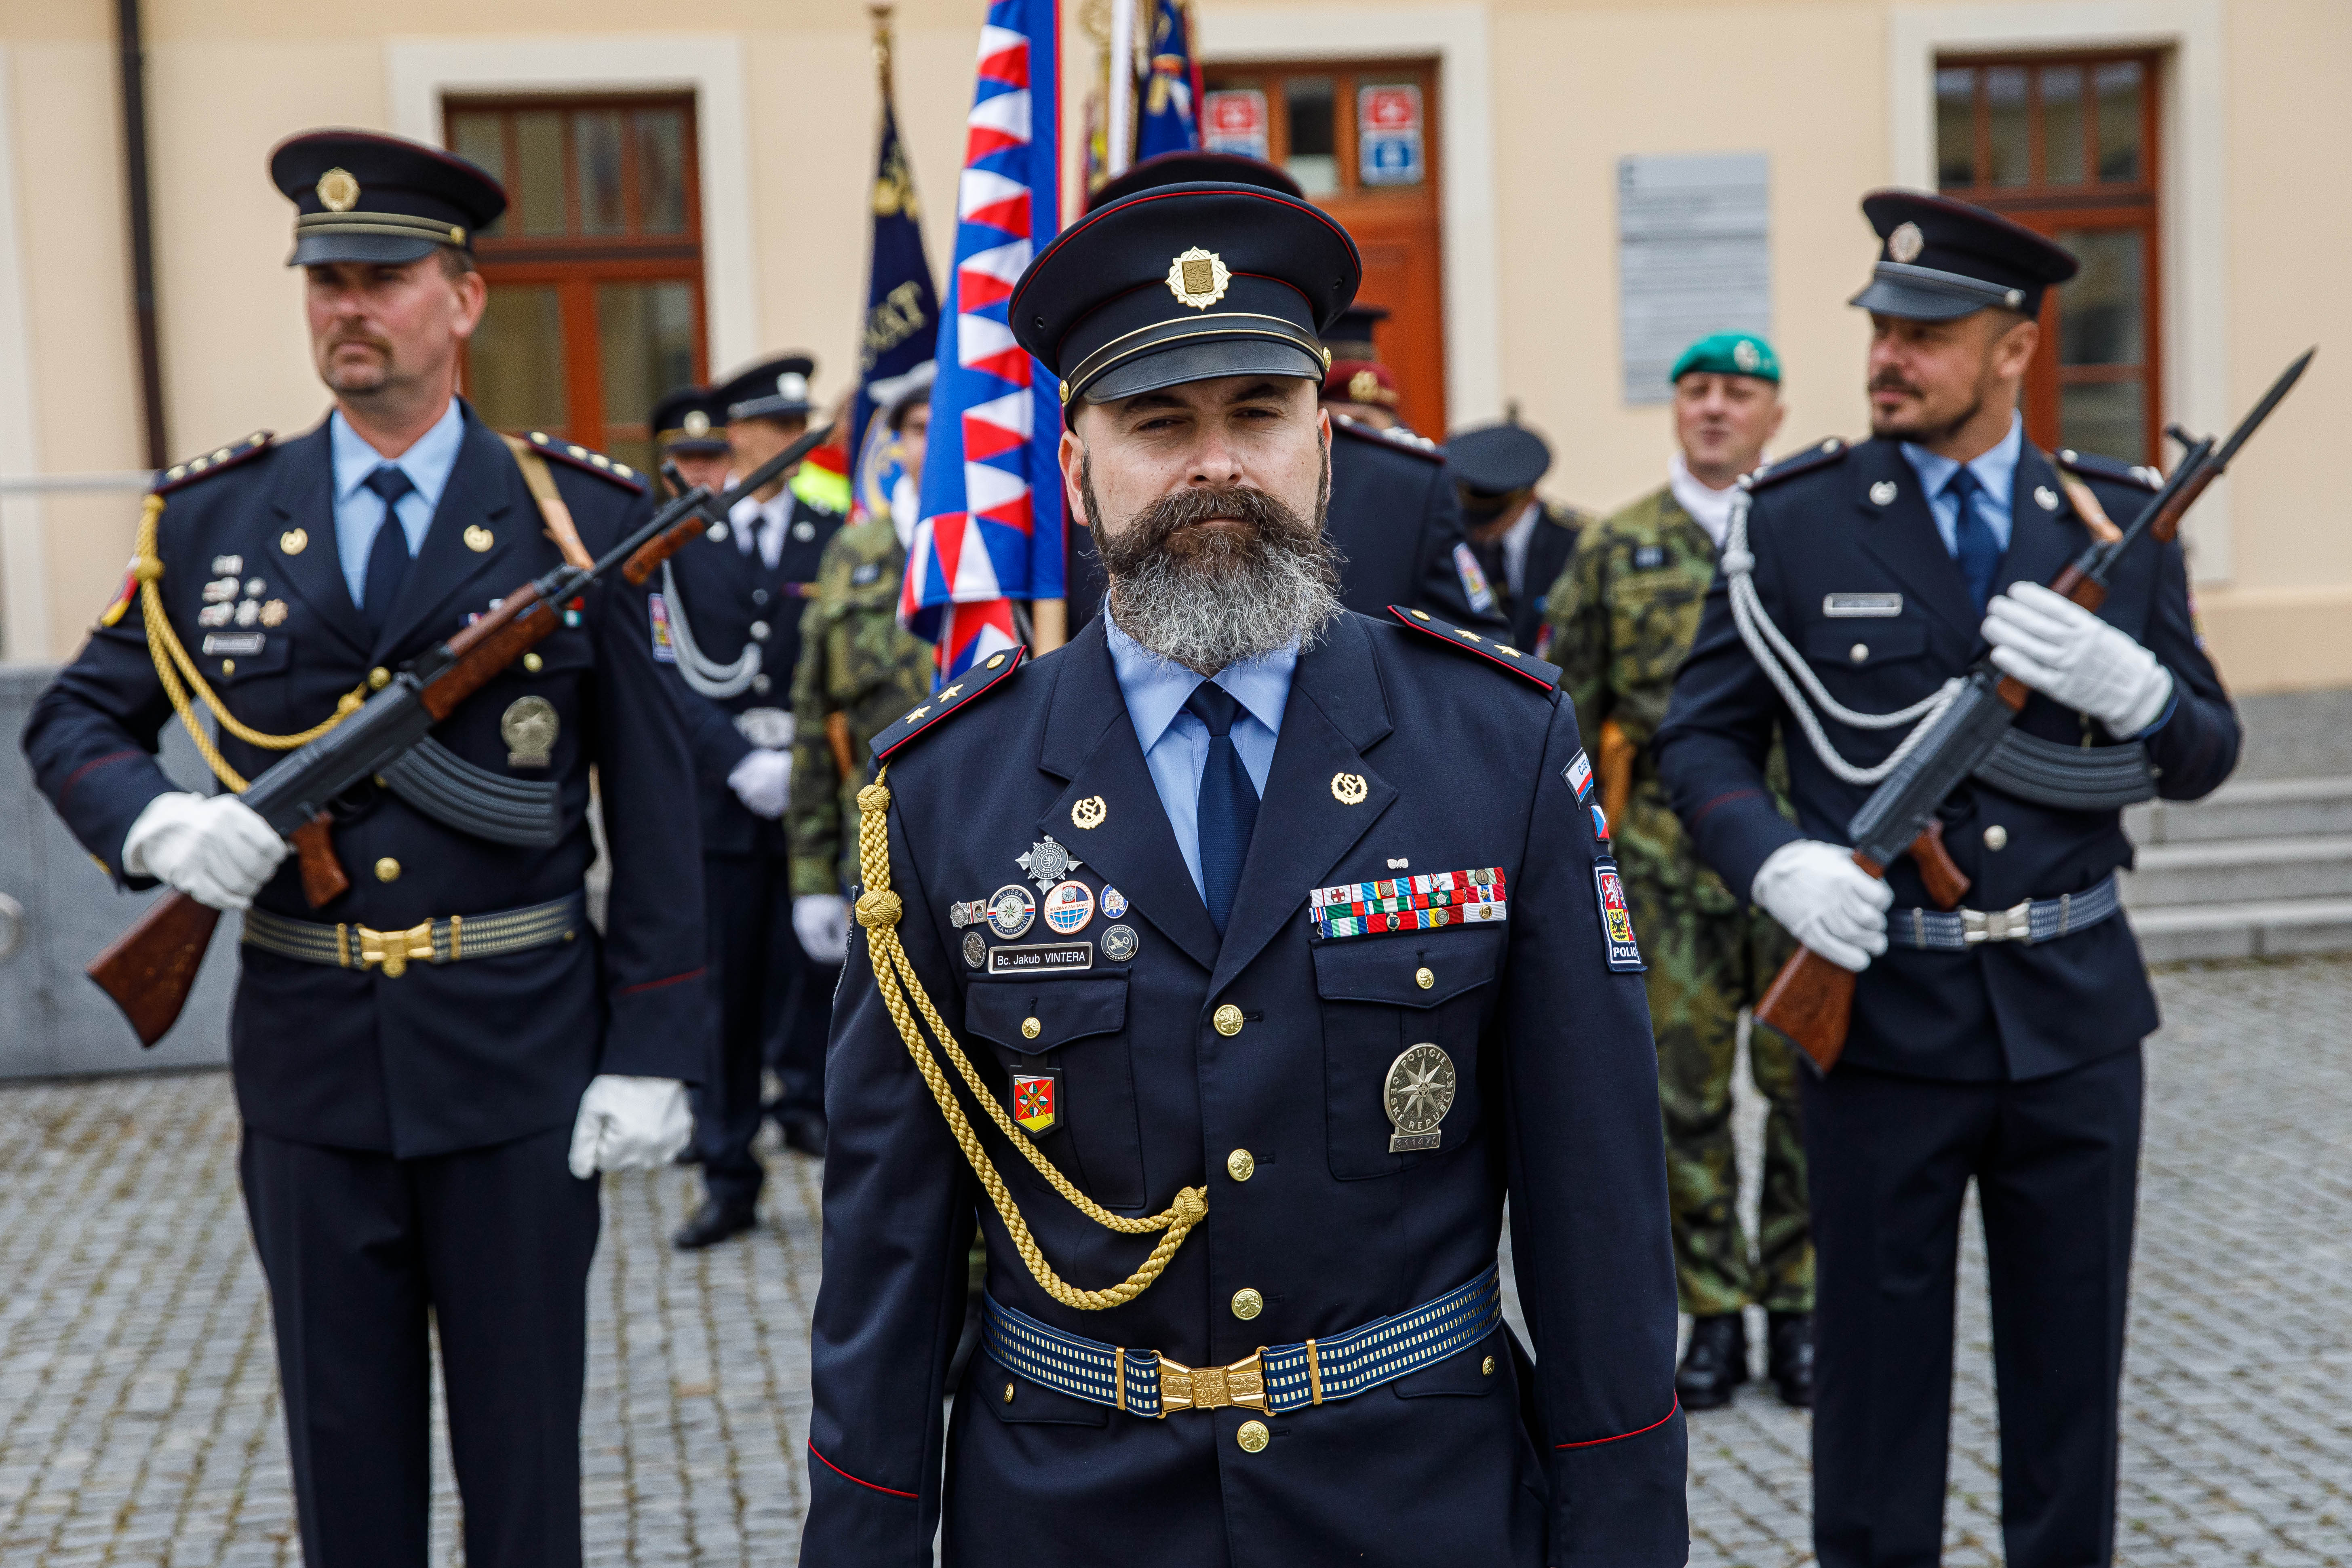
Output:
[849,32,942,472]
[1136,0,1203,160]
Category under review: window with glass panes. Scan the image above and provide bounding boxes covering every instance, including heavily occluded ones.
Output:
[444,96,706,475]
[1934,53,2162,465]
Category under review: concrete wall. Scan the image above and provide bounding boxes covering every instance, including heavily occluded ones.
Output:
[0,665,234,1077]
[0,0,2345,692]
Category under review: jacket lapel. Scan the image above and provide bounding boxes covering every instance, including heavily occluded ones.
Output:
[264,421,369,661]
[1037,622,1223,974]
[372,411,523,662]
[1850,439,1981,644]
[1996,446,2093,603]
[1208,614,1396,995]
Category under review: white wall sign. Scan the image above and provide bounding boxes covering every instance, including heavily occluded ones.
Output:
[1616,152,1770,405]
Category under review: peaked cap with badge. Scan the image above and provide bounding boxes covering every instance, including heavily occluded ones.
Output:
[25,124,707,1568]
[1653,186,2239,1566]
[805,179,1686,1568]
[269,129,506,267]
[650,384,731,457]
[719,352,818,424]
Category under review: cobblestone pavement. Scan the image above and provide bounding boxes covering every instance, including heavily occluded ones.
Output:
[0,957,2346,1565]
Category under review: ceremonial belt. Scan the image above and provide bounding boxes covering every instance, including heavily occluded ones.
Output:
[1887,874,2120,951]
[982,1265,1502,1419]
[240,891,587,978]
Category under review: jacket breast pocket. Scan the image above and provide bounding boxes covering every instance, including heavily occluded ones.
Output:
[1313,924,1505,1181]
[201,632,298,732]
[964,976,1142,1209]
[1803,616,1929,676]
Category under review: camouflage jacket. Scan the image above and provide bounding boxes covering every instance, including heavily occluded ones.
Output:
[1544,483,1787,914]
[786,520,936,896]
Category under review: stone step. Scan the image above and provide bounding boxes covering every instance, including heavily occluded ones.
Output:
[2120,835,2352,907]
[2129,897,2352,963]
[2126,776,2352,845]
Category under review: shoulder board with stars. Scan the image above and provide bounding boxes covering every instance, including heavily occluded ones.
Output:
[1387,605,1560,690]
[524,430,647,493]
[2053,447,2162,493]
[870,646,1029,761]
[1744,437,1850,493]
[1331,413,1444,464]
[153,431,274,495]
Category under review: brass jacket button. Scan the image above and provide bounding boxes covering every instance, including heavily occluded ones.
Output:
[1213,1004,1244,1037]
[523,652,544,674]
[1226,1149,1255,1182]
[1002,1383,1016,1404]
[1021,1016,1042,1039]
[1983,824,2009,851]
[1231,1287,1263,1320]
[1236,1420,1269,1453]
[1414,966,1434,990]
[374,858,401,883]
[369,666,391,690]
[1482,1355,1496,1376]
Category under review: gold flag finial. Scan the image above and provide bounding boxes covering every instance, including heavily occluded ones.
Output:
[870,4,894,89]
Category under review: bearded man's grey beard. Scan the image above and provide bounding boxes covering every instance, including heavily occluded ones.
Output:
[1087,452,1343,675]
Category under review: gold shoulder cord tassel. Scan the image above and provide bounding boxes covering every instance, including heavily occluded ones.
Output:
[131,493,365,793]
[854,771,1208,1311]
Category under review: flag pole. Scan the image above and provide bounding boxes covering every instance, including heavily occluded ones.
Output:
[1105,0,1135,176]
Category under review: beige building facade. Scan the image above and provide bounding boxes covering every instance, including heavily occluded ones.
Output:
[0,0,2342,689]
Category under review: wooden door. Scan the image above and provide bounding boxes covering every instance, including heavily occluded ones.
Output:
[1201,61,1447,434]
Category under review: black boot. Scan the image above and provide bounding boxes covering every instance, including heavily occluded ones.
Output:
[1675,1312,1749,1411]
[672,1195,759,1250]
[1767,1311,1813,1408]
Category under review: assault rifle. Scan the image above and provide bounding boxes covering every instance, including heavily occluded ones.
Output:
[1755,350,2313,1071]
[88,423,835,1047]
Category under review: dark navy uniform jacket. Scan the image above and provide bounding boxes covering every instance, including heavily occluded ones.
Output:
[1653,437,2239,1082]
[803,612,1685,1568]
[658,488,843,856]
[1068,419,1507,636]
[22,406,708,1157]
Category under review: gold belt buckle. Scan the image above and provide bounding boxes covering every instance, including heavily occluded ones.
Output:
[356,919,437,978]
[1155,1348,1268,1416]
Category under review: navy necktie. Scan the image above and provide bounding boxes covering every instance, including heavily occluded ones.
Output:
[1944,466,2004,615]
[1185,682,1261,935]
[360,465,417,637]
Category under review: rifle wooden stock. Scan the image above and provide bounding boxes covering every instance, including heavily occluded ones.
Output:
[1596,719,1637,827]
[291,812,347,909]
[623,515,706,585]
[86,892,221,1049]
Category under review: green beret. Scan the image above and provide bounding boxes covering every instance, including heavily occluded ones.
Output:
[1669,331,1780,386]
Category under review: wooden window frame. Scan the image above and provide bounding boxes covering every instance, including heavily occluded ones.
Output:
[442,93,708,457]
[1203,59,1442,206]
[1934,50,2164,464]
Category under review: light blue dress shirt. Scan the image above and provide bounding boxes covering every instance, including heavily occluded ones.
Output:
[1103,611,1296,901]
[329,401,467,609]
[1900,411,2024,560]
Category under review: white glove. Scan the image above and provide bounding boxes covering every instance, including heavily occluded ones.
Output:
[794,893,852,965]
[1751,839,1893,974]
[727,747,793,820]
[1982,581,2173,735]
[567,1075,695,1178]
[121,791,288,911]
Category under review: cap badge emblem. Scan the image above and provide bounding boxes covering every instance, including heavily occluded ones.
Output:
[1733,338,1762,372]
[1167,247,1231,311]
[1888,221,1925,264]
[682,410,711,438]
[1348,369,1381,402]
[316,168,361,213]
[776,371,809,402]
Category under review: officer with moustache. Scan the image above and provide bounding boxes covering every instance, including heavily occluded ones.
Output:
[22,131,704,1567]
[1656,191,2240,1568]
[802,179,1684,1567]
[1060,150,1504,637]
[658,354,848,1248]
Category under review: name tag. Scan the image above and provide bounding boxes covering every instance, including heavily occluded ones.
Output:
[986,943,1094,976]
[1823,592,1903,618]
[201,633,265,656]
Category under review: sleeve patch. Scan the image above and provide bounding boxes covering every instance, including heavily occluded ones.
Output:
[1564,749,1593,800]
[1385,605,1561,690]
[648,593,677,662]
[1451,542,1498,615]
[1593,858,1644,971]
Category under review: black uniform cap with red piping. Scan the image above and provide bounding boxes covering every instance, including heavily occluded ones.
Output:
[869,645,1029,761]
[523,430,648,493]
[1011,182,1359,417]
[1387,605,1560,690]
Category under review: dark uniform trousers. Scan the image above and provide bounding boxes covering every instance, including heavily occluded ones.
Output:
[661,491,845,1199]
[1066,416,1507,636]
[23,405,708,1567]
[802,613,1686,1568]
[1654,437,2239,1568]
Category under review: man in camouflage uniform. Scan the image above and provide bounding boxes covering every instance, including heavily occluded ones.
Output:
[786,365,937,963]
[1544,331,1810,1410]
